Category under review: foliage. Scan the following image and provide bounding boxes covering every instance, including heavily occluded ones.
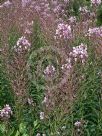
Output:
[0,0,102,136]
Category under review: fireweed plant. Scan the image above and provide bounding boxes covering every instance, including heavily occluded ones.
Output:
[0,0,102,136]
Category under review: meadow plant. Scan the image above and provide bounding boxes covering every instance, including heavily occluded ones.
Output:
[91,0,101,5]
[0,0,102,135]
[13,36,31,53]
[55,23,72,40]
[69,43,88,63]
[87,26,102,37]
[44,65,56,77]
[0,104,12,120]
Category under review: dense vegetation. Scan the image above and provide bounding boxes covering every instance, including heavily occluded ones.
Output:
[0,0,102,136]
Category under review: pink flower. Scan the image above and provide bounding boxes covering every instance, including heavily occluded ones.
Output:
[91,0,101,5]
[61,58,72,72]
[44,65,56,77]
[87,27,102,37]
[22,0,32,8]
[0,0,12,8]
[79,6,90,13]
[0,104,12,119]
[69,43,88,63]
[55,23,72,39]
[74,121,81,127]
[14,36,31,53]
[64,0,69,3]
[68,16,76,24]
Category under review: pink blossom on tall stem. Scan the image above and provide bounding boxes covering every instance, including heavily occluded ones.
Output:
[68,16,76,24]
[74,121,82,127]
[14,36,31,53]
[55,23,72,39]
[0,104,12,119]
[22,0,32,8]
[0,0,12,8]
[64,0,69,3]
[79,6,90,14]
[69,43,88,63]
[44,65,56,77]
[87,26,102,37]
[91,0,101,5]
[61,58,72,72]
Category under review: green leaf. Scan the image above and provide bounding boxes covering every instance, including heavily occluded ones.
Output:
[22,133,29,136]
[0,124,6,134]
[15,130,20,136]
[33,120,38,128]
[8,128,15,136]
[19,123,26,134]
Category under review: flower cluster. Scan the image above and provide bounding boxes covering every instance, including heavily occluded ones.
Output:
[40,112,44,120]
[30,0,51,18]
[61,58,72,72]
[27,98,34,106]
[69,43,88,63]
[74,121,82,127]
[24,21,34,35]
[44,65,56,77]
[14,36,31,53]
[29,0,69,21]
[50,0,69,19]
[42,96,47,104]
[36,133,46,136]
[87,26,102,37]
[55,23,72,39]
[0,0,12,8]
[42,91,54,108]
[79,6,90,14]
[0,104,12,119]
[22,0,32,8]
[91,0,101,5]
[68,16,76,24]
[64,0,69,3]
[74,120,85,132]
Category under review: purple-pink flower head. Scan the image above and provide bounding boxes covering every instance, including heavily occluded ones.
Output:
[0,104,12,119]
[91,0,101,5]
[55,23,72,40]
